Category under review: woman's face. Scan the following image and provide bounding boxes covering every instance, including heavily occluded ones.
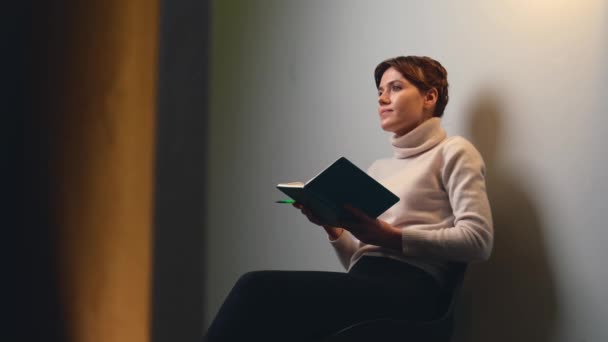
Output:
[377,67,436,136]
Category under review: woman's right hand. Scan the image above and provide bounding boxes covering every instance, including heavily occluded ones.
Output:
[292,202,344,240]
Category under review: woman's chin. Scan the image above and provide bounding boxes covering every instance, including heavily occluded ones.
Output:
[380,121,396,134]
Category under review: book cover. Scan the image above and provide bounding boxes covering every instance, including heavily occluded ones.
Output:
[276,157,399,227]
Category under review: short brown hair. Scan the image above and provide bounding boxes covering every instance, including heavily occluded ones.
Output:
[374,56,449,117]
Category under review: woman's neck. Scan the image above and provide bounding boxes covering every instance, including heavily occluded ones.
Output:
[391,117,446,158]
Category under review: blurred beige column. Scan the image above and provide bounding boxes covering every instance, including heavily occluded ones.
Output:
[38,1,159,341]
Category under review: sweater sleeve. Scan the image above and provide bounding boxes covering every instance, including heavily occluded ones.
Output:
[329,230,360,270]
[400,137,494,262]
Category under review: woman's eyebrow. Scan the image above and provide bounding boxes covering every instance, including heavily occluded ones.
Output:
[378,79,403,90]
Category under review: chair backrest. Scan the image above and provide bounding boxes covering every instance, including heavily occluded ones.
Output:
[435,262,468,321]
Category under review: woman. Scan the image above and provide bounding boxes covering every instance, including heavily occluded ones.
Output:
[205,56,493,341]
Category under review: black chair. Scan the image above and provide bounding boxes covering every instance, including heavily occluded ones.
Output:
[323,263,468,342]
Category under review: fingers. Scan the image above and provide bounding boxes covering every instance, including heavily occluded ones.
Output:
[302,208,321,224]
[292,203,313,218]
[291,203,373,229]
[292,203,324,226]
[343,204,373,223]
[291,202,309,215]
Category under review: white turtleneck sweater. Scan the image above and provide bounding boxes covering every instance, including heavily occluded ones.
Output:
[330,118,493,286]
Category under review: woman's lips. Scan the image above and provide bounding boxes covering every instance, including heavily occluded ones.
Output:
[380,109,393,118]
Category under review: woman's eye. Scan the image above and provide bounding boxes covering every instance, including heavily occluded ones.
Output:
[391,85,402,91]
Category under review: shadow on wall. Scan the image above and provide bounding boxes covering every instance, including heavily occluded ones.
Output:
[456,89,558,342]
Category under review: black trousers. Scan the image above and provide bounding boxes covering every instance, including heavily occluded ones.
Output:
[204,256,445,342]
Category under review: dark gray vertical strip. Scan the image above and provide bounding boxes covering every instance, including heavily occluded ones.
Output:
[15,1,66,341]
[151,0,210,341]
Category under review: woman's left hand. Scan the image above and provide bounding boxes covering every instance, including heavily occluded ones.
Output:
[339,205,402,251]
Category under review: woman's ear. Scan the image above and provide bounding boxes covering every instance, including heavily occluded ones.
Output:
[423,88,438,110]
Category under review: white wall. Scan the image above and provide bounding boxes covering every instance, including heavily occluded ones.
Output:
[206,1,608,340]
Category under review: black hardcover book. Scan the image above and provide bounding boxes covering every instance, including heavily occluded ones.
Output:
[276,157,399,226]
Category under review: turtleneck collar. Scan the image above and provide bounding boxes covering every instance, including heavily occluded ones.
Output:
[391,117,447,159]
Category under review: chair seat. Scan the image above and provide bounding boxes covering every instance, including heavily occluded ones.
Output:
[323,263,467,342]
[322,313,454,342]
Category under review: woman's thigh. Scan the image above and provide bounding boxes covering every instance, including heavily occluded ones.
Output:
[205,267,441,341]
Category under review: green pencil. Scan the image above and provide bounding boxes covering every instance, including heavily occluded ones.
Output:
[275,199,296,204]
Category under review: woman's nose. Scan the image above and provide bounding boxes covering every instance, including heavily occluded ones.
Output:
[378,93,390,105]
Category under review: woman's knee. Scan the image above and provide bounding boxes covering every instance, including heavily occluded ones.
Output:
[232,270,278,295]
